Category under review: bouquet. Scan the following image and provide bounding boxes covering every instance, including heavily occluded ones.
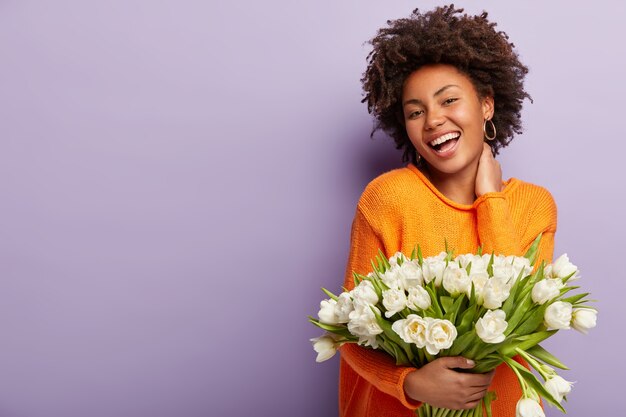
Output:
[309,235,597,417]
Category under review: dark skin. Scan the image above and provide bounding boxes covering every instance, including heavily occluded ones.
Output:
[401,64,502,409]
[404,357,496,409]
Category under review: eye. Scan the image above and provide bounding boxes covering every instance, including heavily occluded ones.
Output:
[443,97,458,105]
[406,110,423,120]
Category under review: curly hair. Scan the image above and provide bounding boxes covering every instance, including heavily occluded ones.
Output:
[362,5,531,165]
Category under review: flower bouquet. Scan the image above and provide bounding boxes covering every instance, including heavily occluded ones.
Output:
[309,235,597,417]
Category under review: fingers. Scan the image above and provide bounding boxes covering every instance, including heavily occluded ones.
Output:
[440,356,475,370]
[467,370,495,388]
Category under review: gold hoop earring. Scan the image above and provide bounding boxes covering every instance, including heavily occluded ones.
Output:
[483,118,497,141]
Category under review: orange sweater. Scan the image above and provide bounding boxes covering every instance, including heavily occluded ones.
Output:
[339,164,557,417]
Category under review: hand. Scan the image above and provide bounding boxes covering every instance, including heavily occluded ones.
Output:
[403,356,496,410]
[475,143,503,197]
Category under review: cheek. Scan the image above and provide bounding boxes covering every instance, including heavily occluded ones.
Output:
[405,122,426,148]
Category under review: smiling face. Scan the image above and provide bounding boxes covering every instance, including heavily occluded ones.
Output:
[402,64,494,178]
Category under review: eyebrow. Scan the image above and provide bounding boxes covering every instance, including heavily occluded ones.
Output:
[403,84,460,106]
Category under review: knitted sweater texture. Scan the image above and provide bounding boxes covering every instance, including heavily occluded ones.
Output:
[339,164,557,417]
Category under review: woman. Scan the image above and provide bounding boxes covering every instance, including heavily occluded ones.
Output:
[339,6,557,417]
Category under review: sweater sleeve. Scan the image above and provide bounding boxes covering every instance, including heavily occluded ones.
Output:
[474,192,521,256]
[339,206,422,410]
[474,186,558,261]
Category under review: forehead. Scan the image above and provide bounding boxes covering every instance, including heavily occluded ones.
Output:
[402,64,477,98]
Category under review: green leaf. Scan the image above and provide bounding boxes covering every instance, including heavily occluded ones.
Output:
[513,304,548,336]
[532,261,545,286]
[321,287,338,301]
[308,317,346,331]
[477,245,483,256]
[524,233,543,266]
[560,293,590,304]
[424,284,443,318]
[560,285,580,295]
[417,245,423,267]
[474,334,516,360]
[389,340,410,366]
[371,307,414,363]
[440,296,454,314]
[352,272,361,288]
[473,355,503,373]
[505,292,533,335]
[448,330,477,356]
[410,245,417,261]
[378,249,391,269]
[487,252,495,276]
[501,271,527,317]
[499,331,557,356]
[457,304,478,334]
[468,282,476,306]
[465,261,472,275]
[526,344,569,370]
[445,294,466,324]
[503,356,566,413]
[484,391,496,417]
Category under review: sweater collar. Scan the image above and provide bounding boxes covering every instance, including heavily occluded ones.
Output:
[406,163,518,211]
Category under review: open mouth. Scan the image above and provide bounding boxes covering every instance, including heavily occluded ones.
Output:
[428,132,460,153]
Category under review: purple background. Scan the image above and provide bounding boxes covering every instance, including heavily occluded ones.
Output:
[0,1,622,416]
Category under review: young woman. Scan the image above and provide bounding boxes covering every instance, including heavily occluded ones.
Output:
[339,6,557,417]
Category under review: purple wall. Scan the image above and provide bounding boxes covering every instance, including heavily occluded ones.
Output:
[0,1,622,416]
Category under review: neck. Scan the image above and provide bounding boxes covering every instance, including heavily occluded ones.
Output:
[422,163,479,205]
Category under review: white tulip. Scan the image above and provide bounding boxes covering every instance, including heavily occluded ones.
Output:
[549,253,579,280]
[442,263,471,296]
[392,314,428,348]
[531,278,563,305]
[422,258,446,286]
[544,301,573,330]
[424,318,457,355]
[571,308,597,334]
[348,303,383,348]
[388,251,406,266]
[544,375,573,403]
[476,309,508,343]
[318,299,339,324]
[310,333,341,362]
[382,288,408,318]
[434,251,448,260]
[515,398,545,417]
[334,292,354,323]
[398,260,423,289]
[381,266,402,290]
[506,255,532,281]
[455,254,485,272]
[469,271,489,304]
[468,256,488,275]
[493,262,515,282]
[350,280,379,305]
[407,286,431,311]
[482,276,511,309]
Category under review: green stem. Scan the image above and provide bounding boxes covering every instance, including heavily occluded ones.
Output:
[508,362,529,397]
[515,348,550,380]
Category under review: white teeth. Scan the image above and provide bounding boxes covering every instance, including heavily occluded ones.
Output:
[429,132,460,147]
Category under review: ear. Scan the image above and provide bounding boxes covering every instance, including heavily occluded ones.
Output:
[482,96,495,120]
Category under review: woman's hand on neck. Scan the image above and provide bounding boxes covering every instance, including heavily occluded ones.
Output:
[421,143,503,205]
[474,143,503,197]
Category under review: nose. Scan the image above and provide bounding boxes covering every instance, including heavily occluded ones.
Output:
[424,108,445,130]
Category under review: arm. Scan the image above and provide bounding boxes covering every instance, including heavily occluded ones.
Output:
[341,201,496,410]
[339,206,422,409]
[475,187,557,263]
[474,143,557,262]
